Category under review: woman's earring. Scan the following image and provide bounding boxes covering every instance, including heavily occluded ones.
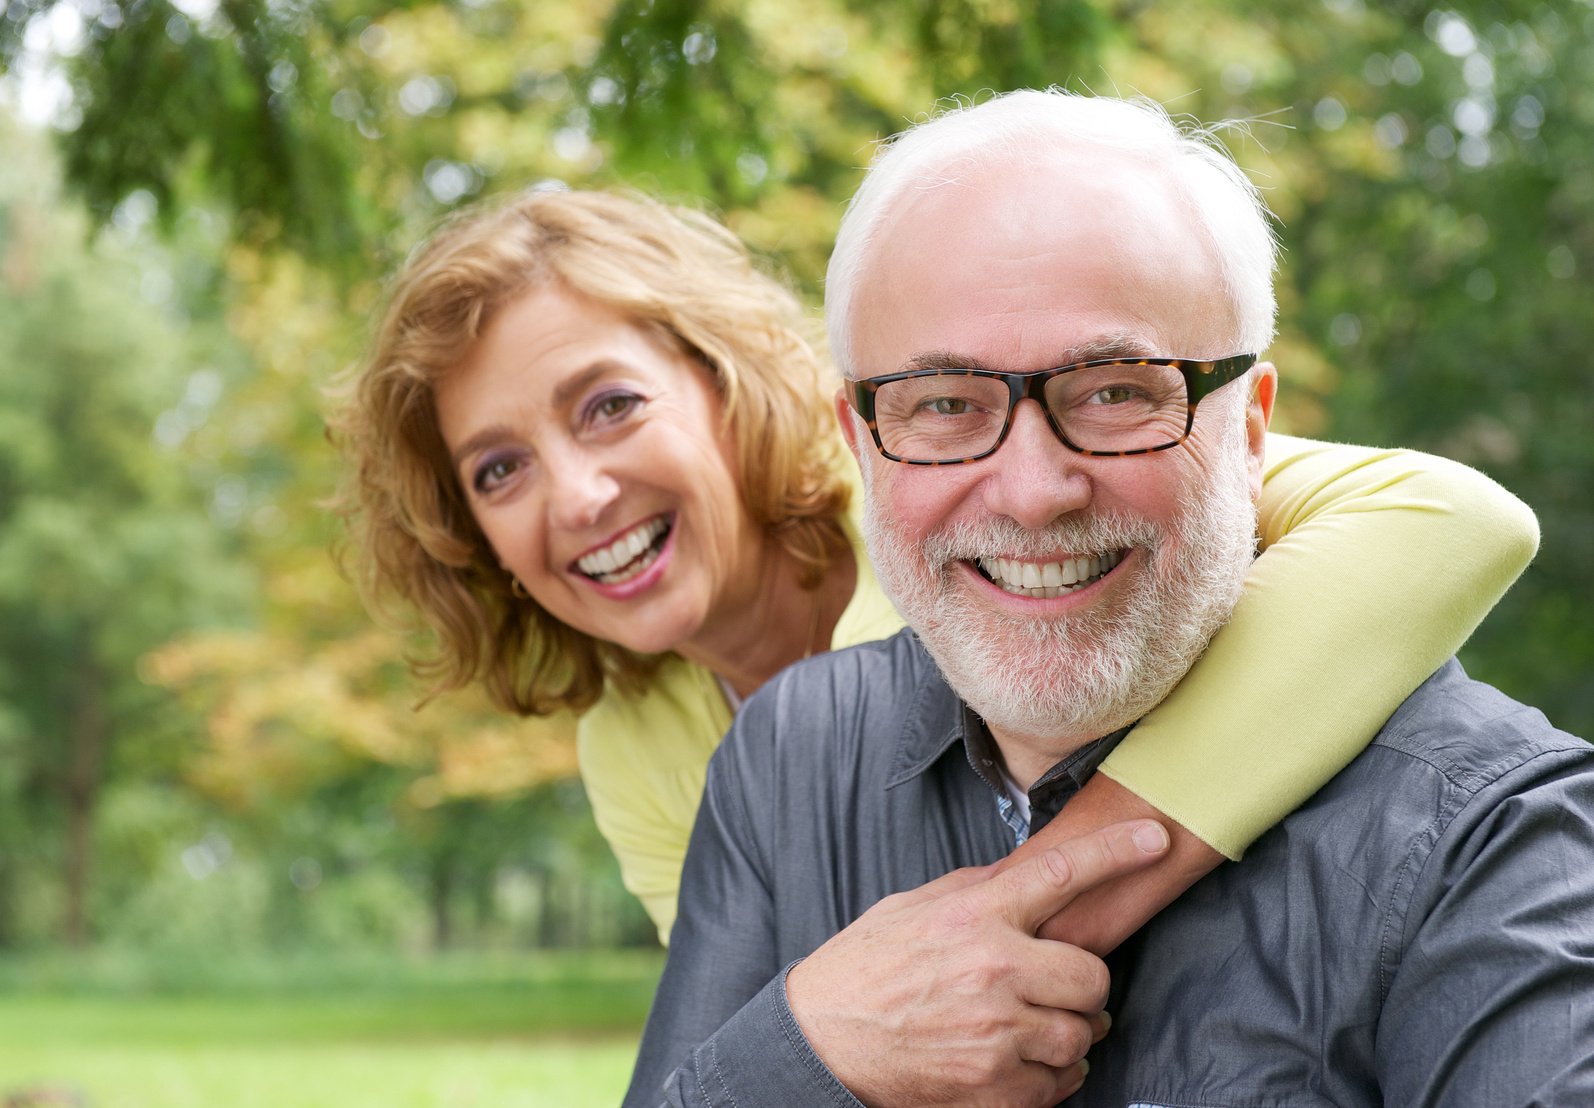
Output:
[510,576,529,600]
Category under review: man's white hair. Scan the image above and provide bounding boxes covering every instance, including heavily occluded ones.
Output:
[825,88,1280,377]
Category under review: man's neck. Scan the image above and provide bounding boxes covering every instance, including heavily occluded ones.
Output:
[986,723,1102,793]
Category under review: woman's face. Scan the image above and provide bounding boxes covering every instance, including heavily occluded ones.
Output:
[434,283,766,656]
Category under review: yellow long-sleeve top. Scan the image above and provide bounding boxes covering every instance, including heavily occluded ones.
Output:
[577,433,1539,943]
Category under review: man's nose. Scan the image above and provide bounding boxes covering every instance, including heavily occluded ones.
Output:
[547,450,621,532]
[979,399,1092,529]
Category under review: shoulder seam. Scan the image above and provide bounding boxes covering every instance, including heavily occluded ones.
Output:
[1376,743,1592,1002]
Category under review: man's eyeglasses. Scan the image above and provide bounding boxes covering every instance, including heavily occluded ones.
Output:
[844,354,1257,465]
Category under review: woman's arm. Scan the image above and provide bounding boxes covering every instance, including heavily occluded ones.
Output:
[1008,432,1540,954]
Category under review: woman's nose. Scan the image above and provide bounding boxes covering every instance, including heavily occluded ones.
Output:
[548,452,622,532]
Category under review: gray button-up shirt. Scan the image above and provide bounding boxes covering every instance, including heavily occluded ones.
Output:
[625,630,1594,1107]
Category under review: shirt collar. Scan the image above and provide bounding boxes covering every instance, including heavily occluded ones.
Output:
[881,634,1133,800]
[883,636,968,789]
[879,640,962,787]
[964,710,1130,795]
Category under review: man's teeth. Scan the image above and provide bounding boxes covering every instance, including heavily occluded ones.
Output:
[976,550,1124,598]
[577,517,670,580]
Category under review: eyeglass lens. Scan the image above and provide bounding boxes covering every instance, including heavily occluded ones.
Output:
[871,361,1194,461]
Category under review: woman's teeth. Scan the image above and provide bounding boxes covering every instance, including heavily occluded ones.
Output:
[577,516,670,583]
[976,550,1124,598]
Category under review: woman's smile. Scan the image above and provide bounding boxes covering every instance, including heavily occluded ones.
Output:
[575,513,680,603]
[574,513,674,583]
[435,283,765,658]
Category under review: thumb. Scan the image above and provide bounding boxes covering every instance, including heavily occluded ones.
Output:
[974,819,1170,934]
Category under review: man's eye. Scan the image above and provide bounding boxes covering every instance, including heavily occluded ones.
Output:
[924,397,976,416]
[1089,385,1143,406]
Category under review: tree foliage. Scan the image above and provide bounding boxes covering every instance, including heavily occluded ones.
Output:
[1125,0,1594,727]
[0,0,1589,951]
[0,116,253,943]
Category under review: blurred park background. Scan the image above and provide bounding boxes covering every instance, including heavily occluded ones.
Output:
[0,0,1590,1103]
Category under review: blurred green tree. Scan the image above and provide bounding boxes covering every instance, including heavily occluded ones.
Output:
[0,117,254,945]
[1,0,1589,956]
[1,0,1132,286]
[1121,0,1594,733]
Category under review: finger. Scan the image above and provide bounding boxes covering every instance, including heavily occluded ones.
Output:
[1001,1060,1085,1108]
[1012,1058,1091,1108]
[1012,942,1111,1015]
[1090,1009,1112,1044]
[1053,1057,1090,1102]
[973,819,1170,934]
[1012,1007,1095,1070]
[994,773,1152,876]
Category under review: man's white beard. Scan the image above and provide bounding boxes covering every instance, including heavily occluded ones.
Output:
[862,418,1259,747]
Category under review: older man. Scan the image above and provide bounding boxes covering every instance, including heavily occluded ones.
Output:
[622,90,1594,1108]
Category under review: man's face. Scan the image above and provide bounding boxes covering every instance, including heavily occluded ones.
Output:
[839,151,1275,773]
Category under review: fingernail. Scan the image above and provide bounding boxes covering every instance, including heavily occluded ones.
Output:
[1079,1058,1090,1077]
[1133,822,1169,852]
[1097,1010,1112,1033]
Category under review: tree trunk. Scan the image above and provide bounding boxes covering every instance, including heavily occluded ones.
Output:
[429,856,454,951]
[64,664,107,947]
[534,869,555,948]
[0,849,14,949]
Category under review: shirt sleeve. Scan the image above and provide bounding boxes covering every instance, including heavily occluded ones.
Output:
[1097,432,1541,858]
[1375,745,1594,1104]
[622,710,862,1108]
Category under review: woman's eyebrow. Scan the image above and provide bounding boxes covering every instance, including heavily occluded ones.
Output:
[450,358,640,469]
[450,425,514,470]
[550,360,627,409]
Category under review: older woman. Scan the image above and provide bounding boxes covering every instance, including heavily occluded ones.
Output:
[335,188,1536,947]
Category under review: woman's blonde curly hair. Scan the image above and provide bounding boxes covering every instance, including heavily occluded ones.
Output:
[329,188,851,716]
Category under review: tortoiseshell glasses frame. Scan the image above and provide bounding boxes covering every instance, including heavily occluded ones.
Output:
[844,353,1257,466]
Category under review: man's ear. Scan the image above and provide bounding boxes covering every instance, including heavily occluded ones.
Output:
[835,386,867,471]
[1246,363,1278,501]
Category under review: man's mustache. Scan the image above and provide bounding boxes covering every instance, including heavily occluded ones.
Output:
[914,512,1164,568]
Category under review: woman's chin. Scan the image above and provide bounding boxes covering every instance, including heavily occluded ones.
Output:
[603,615,701,658]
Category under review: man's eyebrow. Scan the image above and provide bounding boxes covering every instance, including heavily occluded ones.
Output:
[900,351,993,372]
[899,335,1155,373]
[1065,334,1156,363]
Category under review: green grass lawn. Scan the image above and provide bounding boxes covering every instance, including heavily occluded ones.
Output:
[0,948,665,1107]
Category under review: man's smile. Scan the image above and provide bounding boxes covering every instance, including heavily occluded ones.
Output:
[973,550,1126,599]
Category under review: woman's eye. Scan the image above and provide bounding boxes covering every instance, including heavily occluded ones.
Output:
[584,389,644,427]
[472,456,521,494]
